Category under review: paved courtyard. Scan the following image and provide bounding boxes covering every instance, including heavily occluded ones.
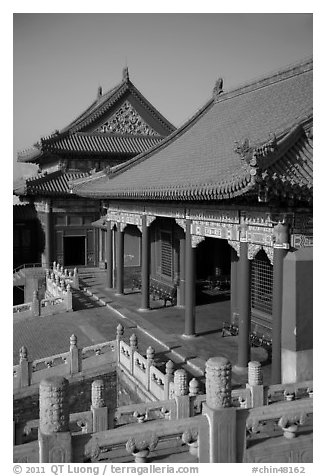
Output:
[13,269,271,387]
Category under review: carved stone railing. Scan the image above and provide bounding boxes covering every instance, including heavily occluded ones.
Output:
[81,415,203,463]
[13,302,33,317]
[246,397,313,443]
[266,380,313,404]
[51,262,79,290]
[13,287,72,320]
[114,399,175,426]
[13,336,116,391]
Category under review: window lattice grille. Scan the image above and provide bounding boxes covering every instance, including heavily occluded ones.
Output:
[161,231,173,277]
[251,257,273,316]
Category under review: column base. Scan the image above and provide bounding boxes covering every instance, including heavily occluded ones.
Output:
[138,307,151,312]
[115,292,124,297]
[181,333,197,339]
[232,364,248,375]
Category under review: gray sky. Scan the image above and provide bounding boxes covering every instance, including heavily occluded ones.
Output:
[13,13,312,179]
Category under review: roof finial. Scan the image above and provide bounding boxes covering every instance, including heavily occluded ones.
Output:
[123,65,129,82]
[97,85,102,100]
[213,77,224,100]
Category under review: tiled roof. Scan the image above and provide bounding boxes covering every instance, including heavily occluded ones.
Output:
[13,171,90,197]
[74,59,313,202]
[17,70,175,164]
[38,133,163,155]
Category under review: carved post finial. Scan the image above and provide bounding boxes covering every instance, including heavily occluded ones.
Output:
[205,356,232,409]
[19,346,28,361]
[146,346,155,363]
[189,378,199,396]
[91,380,105,408]
[129,333,138,351]
[39,377,69,435]
[165,360,174,377]
[70,334,77,349]
[174,369,188,397]
[116,323,124,338]
[248,361,263,386]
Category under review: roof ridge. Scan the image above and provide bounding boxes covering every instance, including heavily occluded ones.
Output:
[58,79,125,135]
[215,57,312,104]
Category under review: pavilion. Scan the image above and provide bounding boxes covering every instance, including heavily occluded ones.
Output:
[14,68,175,269]
[72,58,313,384]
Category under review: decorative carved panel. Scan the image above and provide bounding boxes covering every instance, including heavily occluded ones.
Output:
[96,101,159,136]
[191,235,205,248]
[175,218,187,232]
[248,244,263,260]
[228,240,240,257]
[191,220,239,241]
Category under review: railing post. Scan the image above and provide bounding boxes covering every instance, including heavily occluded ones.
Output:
[38,377,71,463]
[146,346,155,391]
[32,290,40,317]
[246,361,265,407]
[200,357,237,463]
[174,369,190,419]
[73,268,79,289]
[189,378,200,416]
[65,284,72,311]
[91,379,109,432]
[69,334,81,375]
[19,346,31,388]
[116,323,124,365]
[164,360,174,399]
[129,334,138,375]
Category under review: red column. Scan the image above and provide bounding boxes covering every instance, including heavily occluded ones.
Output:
[179,234,185,307]
[230,246,239,324]
[116,224,124,295]
[236,224,251,371]
[44,200,52,268]
[271,222,289,384]
[184,219,196,336]
[105,221,113,288]
[140,215,150,310]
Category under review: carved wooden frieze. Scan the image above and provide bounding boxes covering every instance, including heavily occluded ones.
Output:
[191,235,205,248]
[146,215,156,227]
[291,234,313,248]
[96,101,159,136]
[175,218,187,232]
[228,240,240,257]
[248,244,263,260]
[247,227,274,246]
[188,209,240,223]
[191,220,239,241]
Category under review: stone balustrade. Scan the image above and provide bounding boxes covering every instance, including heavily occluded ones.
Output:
[51,262,79,289]
[13,286,72,320]
[14,357,313,463]
[13,336,116,391]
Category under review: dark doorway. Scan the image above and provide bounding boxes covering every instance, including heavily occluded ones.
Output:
[13,286,24,306]
[64,236,86,266]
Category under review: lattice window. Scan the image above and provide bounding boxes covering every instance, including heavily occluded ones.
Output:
[161,231,173,277]
[251,250,273,317]
[95,101,159,136]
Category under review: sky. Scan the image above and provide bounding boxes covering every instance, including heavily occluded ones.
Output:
[13,12,313,180]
